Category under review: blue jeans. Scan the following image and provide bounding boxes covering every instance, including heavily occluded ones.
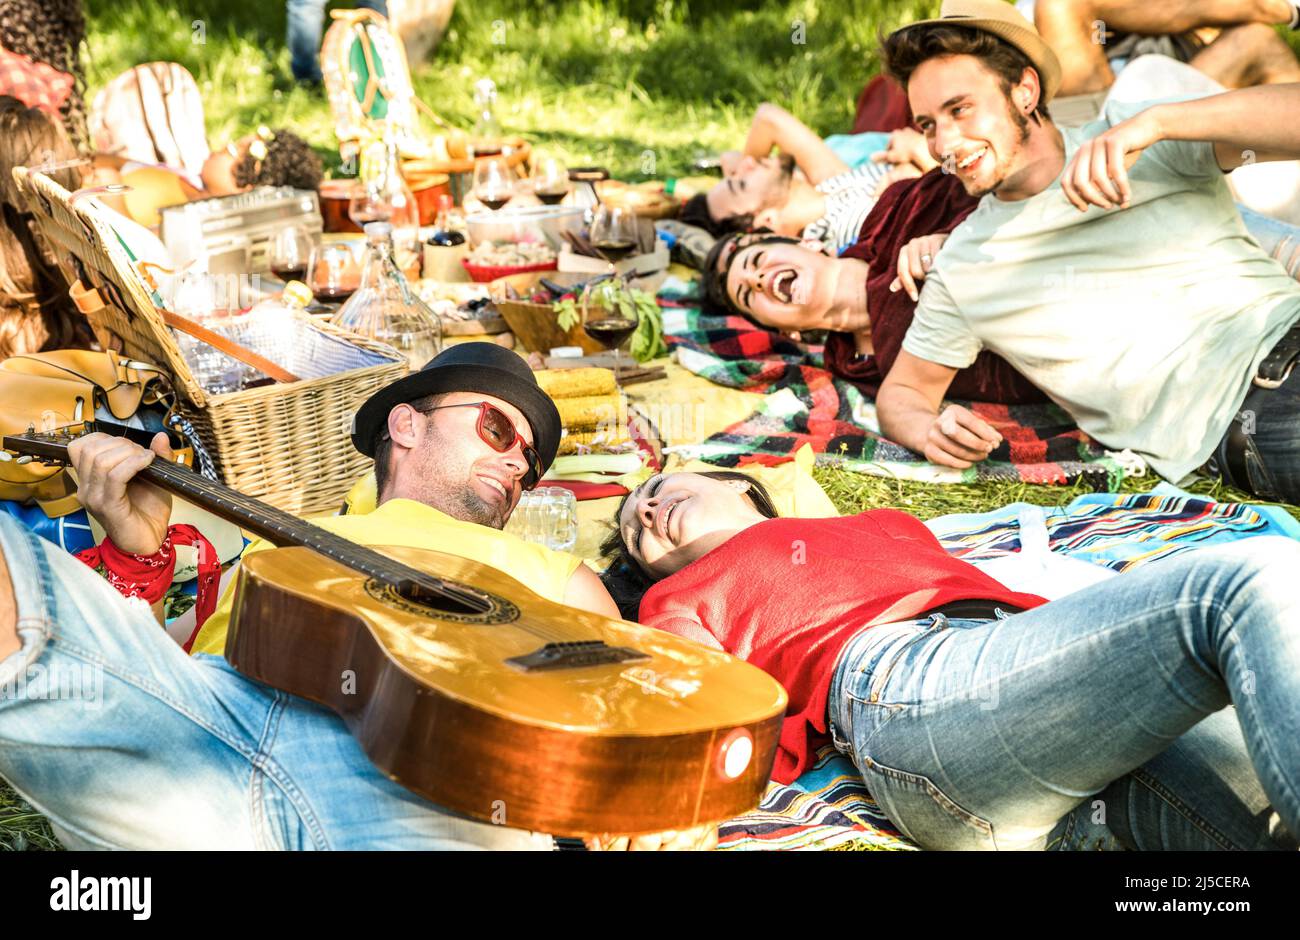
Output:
[288,0,388,83]
[828,537,1300,850]
[0,514,549,850]
[1224,207,1300,504]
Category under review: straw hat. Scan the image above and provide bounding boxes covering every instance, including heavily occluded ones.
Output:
[890,0,1063,103]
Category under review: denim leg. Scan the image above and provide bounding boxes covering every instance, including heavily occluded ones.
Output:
[1239,365,1300,504]
[286,0,327,83]
[0,515,271,848]
[0,516,550,850]
[194,656,553,851]
[1238,205,1300,274]
[1098,708,1297,851]
[357,0,389,15]
[838,537,1300,850]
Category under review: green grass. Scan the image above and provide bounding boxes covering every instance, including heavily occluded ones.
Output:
[2,0,1289,851]
[0,783,60,851]
[813,464,1300,523]
[80,0,940,178]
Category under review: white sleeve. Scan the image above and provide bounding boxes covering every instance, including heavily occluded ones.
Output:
[899,268,983,369]
[1103,98,1222,180]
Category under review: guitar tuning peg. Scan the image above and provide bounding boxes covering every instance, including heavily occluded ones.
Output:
[15,455,34,465]
[0,452,11,462]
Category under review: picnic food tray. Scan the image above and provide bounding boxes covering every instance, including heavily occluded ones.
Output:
[15,168,408,516]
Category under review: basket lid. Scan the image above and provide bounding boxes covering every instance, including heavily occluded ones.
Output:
[16,168,211,407]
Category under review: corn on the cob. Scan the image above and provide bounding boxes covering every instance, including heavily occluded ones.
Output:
[557,425,632,455]
[535,367,617,399]
[555,393,624,430]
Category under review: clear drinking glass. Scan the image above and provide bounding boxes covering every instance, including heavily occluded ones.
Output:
[505,486,578,552]
[170,270,251,395]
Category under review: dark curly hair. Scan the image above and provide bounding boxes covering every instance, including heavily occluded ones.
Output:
[597,470,780,621]
[679,192,753,240]
[0,0,89,151]
[700,230,799,320]
[879,23,1052,124]
[233,130,324,191]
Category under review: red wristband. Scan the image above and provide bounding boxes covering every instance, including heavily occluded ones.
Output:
[76,533,177,606]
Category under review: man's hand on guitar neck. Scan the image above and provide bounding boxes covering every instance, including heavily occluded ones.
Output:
[68,432,174,556]
[584,823,719,851]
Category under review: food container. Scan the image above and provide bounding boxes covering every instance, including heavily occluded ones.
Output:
[462,258,558,283]
[466,205,585,250]
[489,271,608,355]
[422,242,471,282]
[594,181,681,220]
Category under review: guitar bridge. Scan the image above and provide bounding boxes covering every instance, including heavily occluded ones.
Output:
[506,640,650,672]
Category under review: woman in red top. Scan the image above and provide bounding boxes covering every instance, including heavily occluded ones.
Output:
[600,471,1300,851]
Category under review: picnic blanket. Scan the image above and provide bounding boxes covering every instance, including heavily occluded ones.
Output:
[716,486,1300,851]
[660,304,1134,488]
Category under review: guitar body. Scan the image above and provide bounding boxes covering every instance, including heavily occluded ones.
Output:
[226,545,787,837]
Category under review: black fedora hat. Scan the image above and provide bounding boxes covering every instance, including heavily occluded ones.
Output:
[350,343,562,470]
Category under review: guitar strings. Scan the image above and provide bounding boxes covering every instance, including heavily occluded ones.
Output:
[146,459,574,642]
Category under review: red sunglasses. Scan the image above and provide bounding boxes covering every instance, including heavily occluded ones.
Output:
[417,401,543,490]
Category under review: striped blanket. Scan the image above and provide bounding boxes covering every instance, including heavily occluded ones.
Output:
[662,305,1132,488]
[716,486,1300,851]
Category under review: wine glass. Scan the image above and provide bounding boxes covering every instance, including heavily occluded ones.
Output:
[307,242,361,307]
[531,157,570,205]
[268,225,314,284]
[581,275,638,376]
[588,204,640,268]
[473,157,515,211]
[348,180,393,230]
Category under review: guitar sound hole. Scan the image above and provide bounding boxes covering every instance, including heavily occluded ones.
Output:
[364,579,521,625]
[398,581,486,617]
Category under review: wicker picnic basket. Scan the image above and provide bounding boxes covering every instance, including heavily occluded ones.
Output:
[13,168,408,516]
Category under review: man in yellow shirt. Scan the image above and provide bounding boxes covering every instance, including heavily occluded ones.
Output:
[0,343,716,850]
[190,343,618,653]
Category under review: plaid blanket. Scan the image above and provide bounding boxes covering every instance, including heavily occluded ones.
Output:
[662,305,1132,488]
[717,487,1300,851]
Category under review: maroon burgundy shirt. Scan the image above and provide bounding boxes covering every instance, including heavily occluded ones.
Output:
[824,169,1046,404]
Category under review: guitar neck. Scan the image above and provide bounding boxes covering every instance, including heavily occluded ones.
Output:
[5,430,491,615]
[143,457,341,551]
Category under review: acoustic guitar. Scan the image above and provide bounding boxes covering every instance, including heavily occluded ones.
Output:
[4,423,787,837]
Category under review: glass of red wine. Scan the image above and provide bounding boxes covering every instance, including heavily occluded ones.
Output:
[268,225,314,284]
[531,157,570,206]
[473,157,515,211]
[585,205,642,374]
[589,204,639,266]
[581,275,638,375]
[307,242,361,308]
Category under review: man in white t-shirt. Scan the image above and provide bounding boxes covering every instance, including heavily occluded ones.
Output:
[875,0,1300,504]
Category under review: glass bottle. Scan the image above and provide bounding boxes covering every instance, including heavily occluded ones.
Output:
[470,78,505,158]
[334,222,442,369]
[352,126,420,254]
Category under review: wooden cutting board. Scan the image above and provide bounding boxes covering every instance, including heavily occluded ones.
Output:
[543,353,666,385]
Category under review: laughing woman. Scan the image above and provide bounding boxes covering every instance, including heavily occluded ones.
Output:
[600,470,1300,851]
